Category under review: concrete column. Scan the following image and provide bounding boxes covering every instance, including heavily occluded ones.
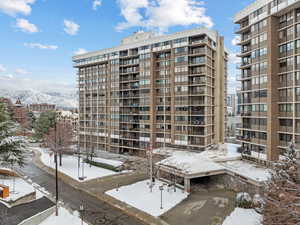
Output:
[214,36,226,145]
[157,169,160,179]
[184,178,190,193]
[267,16,280,161]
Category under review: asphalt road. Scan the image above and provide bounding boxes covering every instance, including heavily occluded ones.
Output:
[17,152,143,225]
[0,197,54,225]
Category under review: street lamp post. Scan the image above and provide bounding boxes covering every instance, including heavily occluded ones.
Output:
[77,143,80,179]
[55,152,58,216]
[80,204,84,225]
[159,185,164,210]
[54,117,59,216]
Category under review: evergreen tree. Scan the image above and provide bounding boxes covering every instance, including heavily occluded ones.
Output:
[0,102,27,167]
[27,111,36,129]
[263,142,300,225]
[33,111,57,140]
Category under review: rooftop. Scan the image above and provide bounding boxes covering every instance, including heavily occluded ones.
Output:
[72,27,219,61]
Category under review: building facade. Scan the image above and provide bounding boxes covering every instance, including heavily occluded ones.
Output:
[234,0,300,160]
[73,28,227,155]
[28,103,56,112]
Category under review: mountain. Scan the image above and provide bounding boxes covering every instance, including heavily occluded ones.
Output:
[0,89,78,109]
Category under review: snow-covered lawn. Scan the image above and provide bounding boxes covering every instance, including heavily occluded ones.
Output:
[222,208,262,225]
[106,179,189,217]
[0,177,35,202]
[221,160,271,182]
[40,206,87,225]
[35,147,119,182]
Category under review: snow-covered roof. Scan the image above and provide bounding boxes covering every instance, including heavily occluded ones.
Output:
[221,160,271,182]
[156,143,271,182]
[157,151,226,177]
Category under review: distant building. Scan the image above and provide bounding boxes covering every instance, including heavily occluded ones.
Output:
[227,94,237,116]
[13,98,28,125]
[0,97,28,125]
[28,103,56,112]
[57,110,79,137]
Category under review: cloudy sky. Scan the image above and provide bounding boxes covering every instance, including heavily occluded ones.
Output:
[0,0,253,93]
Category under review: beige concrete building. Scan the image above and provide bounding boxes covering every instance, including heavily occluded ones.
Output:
[73,28,227,155]
[235,0,300,160]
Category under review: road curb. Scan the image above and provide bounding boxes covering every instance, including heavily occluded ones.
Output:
[31,147,169,225]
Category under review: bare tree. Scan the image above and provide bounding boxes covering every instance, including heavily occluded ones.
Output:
[44,120,74,166]
[262,142,300,225]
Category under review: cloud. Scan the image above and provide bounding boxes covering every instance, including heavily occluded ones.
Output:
[0,0,35,16]
[74,48,88,55]
[15,68,30,75]
[24,42,58,50]
[0,64,6,73]
[93,0,102,10]
[228,52,240,64]
[63,19,79,35]
[0,74,14,79]
[116,0,213,32]
[16,18,38,33]
[231,35,240,46]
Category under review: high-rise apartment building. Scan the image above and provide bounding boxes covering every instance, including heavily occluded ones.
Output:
[235,0,300,160]
[73,28,227,155]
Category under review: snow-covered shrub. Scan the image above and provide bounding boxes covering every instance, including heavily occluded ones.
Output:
[235,192,253,209]
[253,194,264,213]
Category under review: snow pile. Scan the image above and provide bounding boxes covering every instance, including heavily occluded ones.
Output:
[198,143,242,161]
[1,178,35,202]
[40,207,87,225]
[221,160,271,182]
[106,179,189,216]
[222,208,262,225]
[36,148,119,182]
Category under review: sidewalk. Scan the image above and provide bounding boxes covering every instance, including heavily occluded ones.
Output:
[31,147,169,225]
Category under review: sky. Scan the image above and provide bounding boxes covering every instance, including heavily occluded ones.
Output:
[0,0,254,94]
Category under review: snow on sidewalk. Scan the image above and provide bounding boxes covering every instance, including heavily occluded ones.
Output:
[0,178,35,202]
[39,207,88,225]
[106,179,189,217]
[35,147,118,182]
[222,208,262,225]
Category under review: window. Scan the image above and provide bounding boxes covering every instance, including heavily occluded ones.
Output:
[175,47,187,54]
[175,56,188,63]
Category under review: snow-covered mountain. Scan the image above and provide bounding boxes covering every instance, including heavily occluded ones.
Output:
[0,89,78,109]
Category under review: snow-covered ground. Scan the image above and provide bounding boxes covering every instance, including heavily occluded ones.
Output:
[221,160,271,182]
[0,177,35,202]
[106,179,189,217]
[39,206,87,225]
[35,147,119,182]
[222,208,262,225]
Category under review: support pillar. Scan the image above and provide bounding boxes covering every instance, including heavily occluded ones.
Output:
[184,178,190,193]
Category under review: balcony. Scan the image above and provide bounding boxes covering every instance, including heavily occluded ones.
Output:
[235,22,250,34]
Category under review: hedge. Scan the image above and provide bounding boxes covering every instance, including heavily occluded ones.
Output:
[85,159,120,172]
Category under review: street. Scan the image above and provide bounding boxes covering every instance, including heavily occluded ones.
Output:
[17,151,143,225]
